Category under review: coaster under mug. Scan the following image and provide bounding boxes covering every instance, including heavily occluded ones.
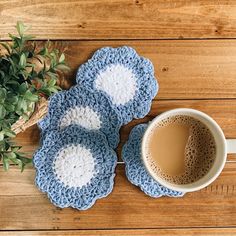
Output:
[122,123,184,198]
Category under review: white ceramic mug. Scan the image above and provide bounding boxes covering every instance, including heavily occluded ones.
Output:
[141,108,236,192]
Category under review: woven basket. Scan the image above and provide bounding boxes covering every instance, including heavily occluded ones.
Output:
[11,98,48,135]
[11,73,72,135]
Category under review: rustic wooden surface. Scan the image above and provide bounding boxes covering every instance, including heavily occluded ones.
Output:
[1,1,236,235]
[1,164,236,230]
[2,0,236,40]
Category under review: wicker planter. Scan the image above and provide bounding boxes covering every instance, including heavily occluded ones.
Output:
[11,98,48,134]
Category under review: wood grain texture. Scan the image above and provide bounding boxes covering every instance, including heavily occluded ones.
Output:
[2,0,236,40]
[1,0,236,234]
[11,40,236,160]
[14,99,236,161]
[51,40,236,99]
[1,164,236,230]
[6,39,236,232]
[1,228,236,236]
[2,40,236,99]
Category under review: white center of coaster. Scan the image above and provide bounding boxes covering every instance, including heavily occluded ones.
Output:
[59,106,101,130]
[53,144,95,188]
[95,64,137,105]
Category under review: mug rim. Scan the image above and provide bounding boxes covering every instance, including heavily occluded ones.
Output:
[141,108,227,192]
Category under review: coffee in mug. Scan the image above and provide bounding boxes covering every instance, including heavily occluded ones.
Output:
[142,108,236,192]
[145,115,216,185]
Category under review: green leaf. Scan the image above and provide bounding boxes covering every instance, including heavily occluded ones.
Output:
[17,156,32,172]
[4,129,15,138]
[16,21,31,37]
[6,80,19,86]
[19,53,27,67]
[0,140,6,151]
[12,36,22,50]
[24,90,38,102]
[0,88,7,101]
[0,132,4,141]
[39,47,48,56]
[20,156,32,164]
[54,85,61,90]
[29,69,38,79]
[48,78,56,87]
[20,163,25,172]
[47,71,58,80]
[16,21,25,36]
[49,51,57,66]
[11,146,21,152]
[0,42,11,54]
[0,105,6,119]
[59,53,65,63]
[8,33,17,41]
[16,97,26,112]
[21,113,29,121]
[5,152,16,159]
[5,103,15,112]
[19,83,28,94]
[21,99,27,112]
[6,95,18,104]
[48,87,59,93]
[3,156,9,171]
[0,70,5,79]
[10,157,21,165]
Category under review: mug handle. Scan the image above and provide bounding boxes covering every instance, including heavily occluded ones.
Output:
[226,139,236,154]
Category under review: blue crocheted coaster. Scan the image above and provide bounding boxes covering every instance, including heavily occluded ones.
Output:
[76,46,158,124]
[122,123,184,198]
[33,125,117,210]
[38,86,122,149]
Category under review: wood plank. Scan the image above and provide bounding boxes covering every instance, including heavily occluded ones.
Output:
[1,228,236,236]
[52,40,236,99]
[2,40,236,99]
[14,99,236,161]
[1,163,236,230]
[2,1,236,40]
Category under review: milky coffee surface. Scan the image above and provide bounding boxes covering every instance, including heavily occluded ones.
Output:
[146,115,216,184]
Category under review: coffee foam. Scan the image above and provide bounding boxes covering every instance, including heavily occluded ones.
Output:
[145,115,216,185]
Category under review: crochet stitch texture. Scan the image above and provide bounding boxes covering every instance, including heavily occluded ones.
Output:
[122,123,184,198]
[34,45,171,210]
[38,86,122,149]
[33,125,117,210]
[76,46,158,124]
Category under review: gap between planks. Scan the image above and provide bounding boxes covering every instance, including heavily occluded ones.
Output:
[1,227,236,235]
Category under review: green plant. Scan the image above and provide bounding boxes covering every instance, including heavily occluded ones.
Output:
[0,22,70,171]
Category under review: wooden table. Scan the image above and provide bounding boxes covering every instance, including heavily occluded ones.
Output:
[1,1,236,235]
